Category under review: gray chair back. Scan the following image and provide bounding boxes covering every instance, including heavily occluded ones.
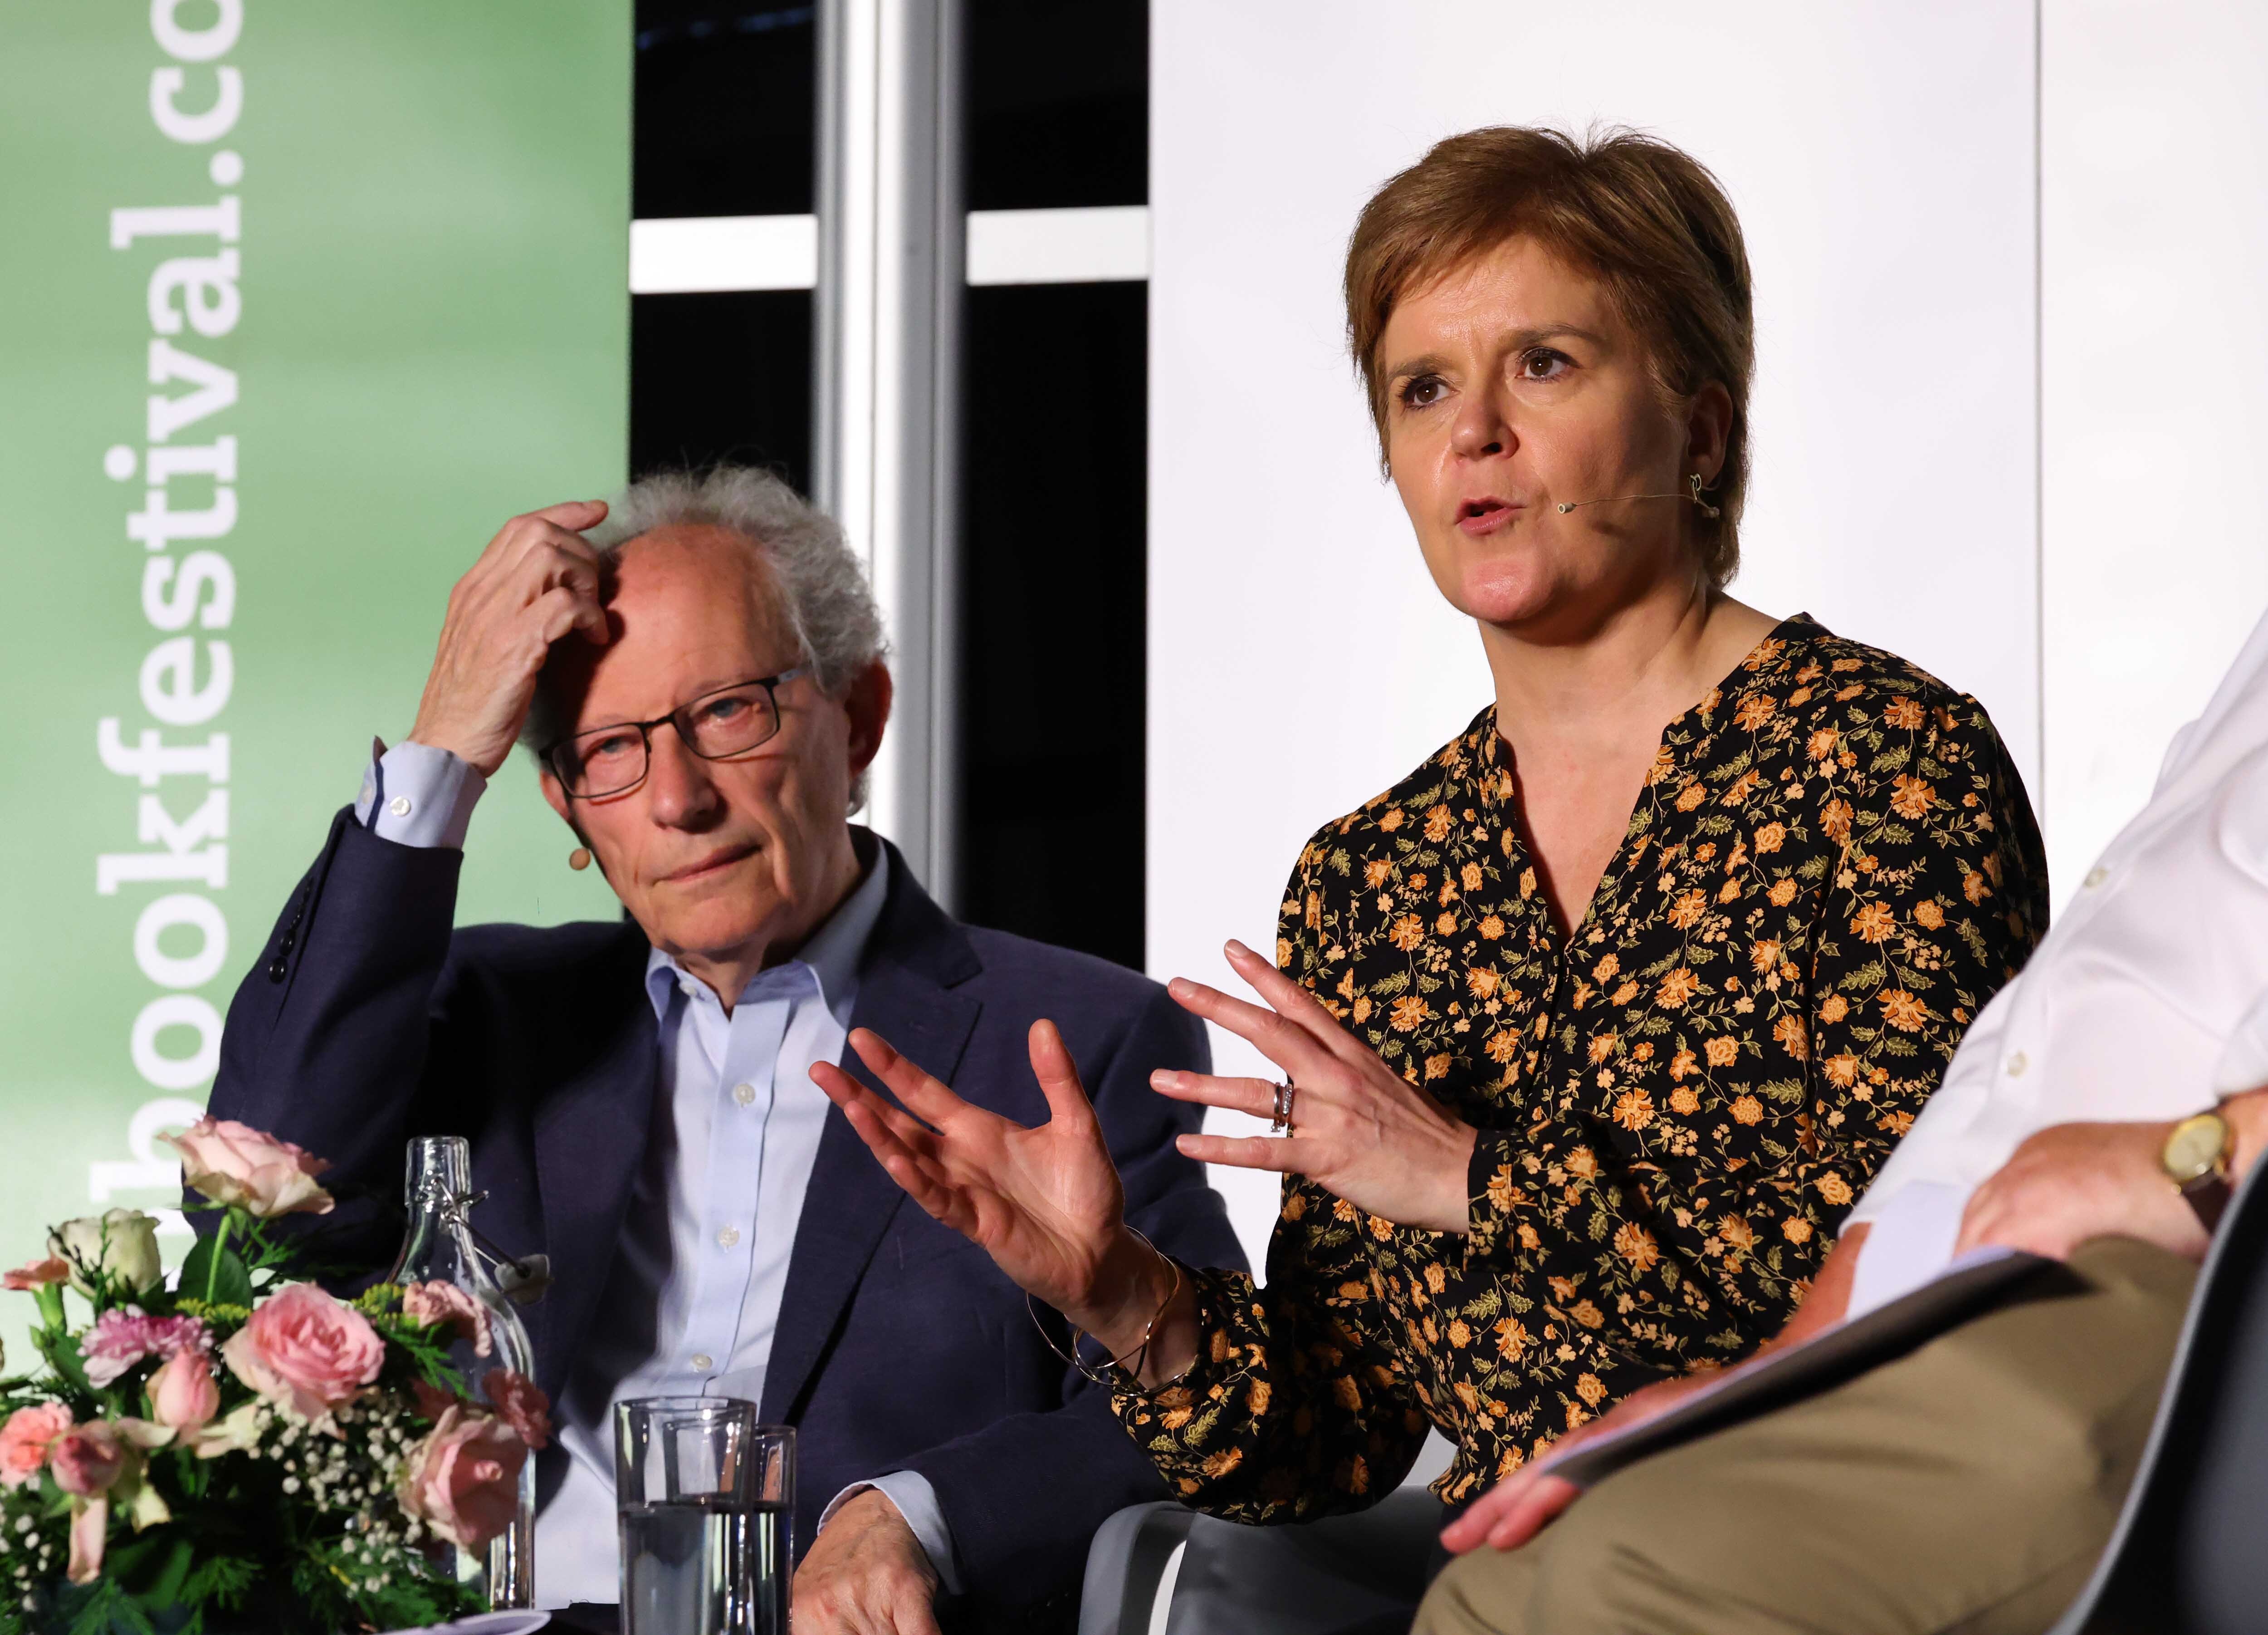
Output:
[2053,1154,2268,1634]
[1079,1490,1443,1635]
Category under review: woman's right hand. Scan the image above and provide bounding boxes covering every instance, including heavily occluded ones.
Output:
[809,1022,1181,1362]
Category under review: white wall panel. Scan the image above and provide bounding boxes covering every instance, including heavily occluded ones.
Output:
[1148,1,2042,1266]
[2040,0,2268,902]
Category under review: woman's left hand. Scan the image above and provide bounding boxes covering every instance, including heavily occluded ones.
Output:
[1155,939,1478,1233]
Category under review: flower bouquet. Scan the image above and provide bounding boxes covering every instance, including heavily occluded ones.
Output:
[0,1118,550,1635]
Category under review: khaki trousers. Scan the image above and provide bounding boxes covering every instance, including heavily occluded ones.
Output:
[1414,1238,2198,1635]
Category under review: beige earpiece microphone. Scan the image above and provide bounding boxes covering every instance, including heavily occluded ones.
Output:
[1557,471,1722,519]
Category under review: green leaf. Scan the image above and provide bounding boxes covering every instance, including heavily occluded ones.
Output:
[128,1537,196,1611]
[177,1236,252,1310]
[181,1553,258,1609]
[39,1328,91,1395]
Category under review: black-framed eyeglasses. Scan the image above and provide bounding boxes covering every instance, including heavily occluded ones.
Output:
[541,667,811,800]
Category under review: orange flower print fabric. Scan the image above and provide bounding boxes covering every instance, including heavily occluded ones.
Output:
[1110,616,2047,1522]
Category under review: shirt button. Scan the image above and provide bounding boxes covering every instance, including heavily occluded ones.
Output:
[2083,865,2109,889]
[679,979,701,999]
[2006,1052,2028,1077]
[717,1225,741,1249]
[733,1082,757,1107]
[691,1353,713,1371]
[388,795,412,817]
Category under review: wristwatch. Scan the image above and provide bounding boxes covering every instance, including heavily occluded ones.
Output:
[2162,1111,2233,1233]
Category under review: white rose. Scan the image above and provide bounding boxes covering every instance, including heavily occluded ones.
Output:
[49,1209,163,1296]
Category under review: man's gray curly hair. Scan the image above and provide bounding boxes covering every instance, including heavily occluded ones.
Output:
[523,465,889,808]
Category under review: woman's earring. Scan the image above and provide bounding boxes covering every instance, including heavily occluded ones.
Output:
[1688,471,1722,520]
[568,847,592,872]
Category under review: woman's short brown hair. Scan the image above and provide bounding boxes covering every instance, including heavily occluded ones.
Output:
[1345,126,1755,585]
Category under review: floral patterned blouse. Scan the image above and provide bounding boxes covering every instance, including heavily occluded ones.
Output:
[1110,616,2047,1518]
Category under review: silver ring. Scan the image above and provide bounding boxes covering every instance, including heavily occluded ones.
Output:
[1268,1079,1296,1137]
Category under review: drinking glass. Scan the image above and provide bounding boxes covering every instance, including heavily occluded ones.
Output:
[615,1398,793,1635]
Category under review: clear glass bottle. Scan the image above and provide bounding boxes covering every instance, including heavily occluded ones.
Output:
[387,1134,537,1609]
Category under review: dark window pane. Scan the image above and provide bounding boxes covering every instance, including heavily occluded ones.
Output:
[635,2,816,218]
[631,290,812,492]
[968,0,1146,210]
[957,283,1146,969]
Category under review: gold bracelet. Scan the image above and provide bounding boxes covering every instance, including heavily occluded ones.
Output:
[1027,1225,1183,1389]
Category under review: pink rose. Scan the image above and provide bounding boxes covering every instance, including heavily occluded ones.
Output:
[54,1421,171,1586]
[396,1406,527,1552]
[149,1349,220,1431]
[68,1495,108,1586]
[402,1280,492,1357]
[82,1309,209,1388]
[49,1421,128,1498]
[220,1283,382,1431]
[482,1368,552,1452]
[4,1256,70,1291]
[0,1403,73,1487]
[159,1116,333,1218]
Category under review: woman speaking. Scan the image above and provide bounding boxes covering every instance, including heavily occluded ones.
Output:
[814,127,2044,1544]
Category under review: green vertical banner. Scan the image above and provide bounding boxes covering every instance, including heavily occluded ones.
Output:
[0,2,631,1363]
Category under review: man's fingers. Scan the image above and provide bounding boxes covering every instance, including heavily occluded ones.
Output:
[879,1590,944,1635]
[533,584,603,647]
[1438,1471,1580,1556]
[1483,1477,1579,1551]
[525,498,609,529]
[1438,1482,1521,1552]
[1026,1020,1100,1132]
[1175,1131,1300,1173]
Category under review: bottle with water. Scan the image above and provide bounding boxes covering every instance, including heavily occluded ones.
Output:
[387,1134,539,1608]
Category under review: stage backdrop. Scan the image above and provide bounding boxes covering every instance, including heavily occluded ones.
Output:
[0,2,630,1365]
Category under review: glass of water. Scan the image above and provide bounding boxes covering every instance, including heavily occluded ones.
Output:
[616,1397,794,1635]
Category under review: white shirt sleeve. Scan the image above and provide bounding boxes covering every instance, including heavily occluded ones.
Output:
[818,1473,962,1598]
[2213,985,2268,1097]
[353,739,485,850]
[1843,1181,1974,1318]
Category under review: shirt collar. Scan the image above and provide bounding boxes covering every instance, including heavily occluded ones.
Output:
[641,841,892,1023]
[1466,613,1824,814]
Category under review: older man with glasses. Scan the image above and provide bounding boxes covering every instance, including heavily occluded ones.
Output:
[209,467,1243,1628]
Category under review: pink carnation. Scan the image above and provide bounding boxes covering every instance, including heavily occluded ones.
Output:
[160,1116,333,1219]
[397,1406,527,1552]
[482,1368,552,1452]
[4,1257,70,1292]
[81,1308,210,1388]
[220,1283,383,1432]
[0,1403,73,1488]
[402,1280,492,1357]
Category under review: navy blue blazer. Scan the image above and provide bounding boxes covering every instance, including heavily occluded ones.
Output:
[208,813,1244,1620]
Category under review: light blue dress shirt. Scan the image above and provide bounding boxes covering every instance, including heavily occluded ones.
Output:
[354,741,958,1607]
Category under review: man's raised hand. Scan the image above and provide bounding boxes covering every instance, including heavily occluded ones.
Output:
[407,499,611,775]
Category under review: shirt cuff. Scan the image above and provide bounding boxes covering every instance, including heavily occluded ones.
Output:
[354,739,486,850]
[1843,1180,1973,1319]
[819,1473,962,1598]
